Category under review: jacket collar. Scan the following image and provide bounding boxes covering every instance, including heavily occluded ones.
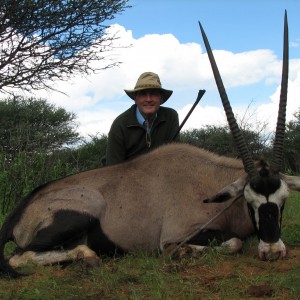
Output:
[127,104,166,127]
[136,107,157,126]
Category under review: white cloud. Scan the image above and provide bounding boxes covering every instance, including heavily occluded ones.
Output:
[178,104,227,131]
[8,24,300,137]
[256,64,300,131]
[77,108,120,136]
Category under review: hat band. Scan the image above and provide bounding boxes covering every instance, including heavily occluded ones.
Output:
[135,84,162,89]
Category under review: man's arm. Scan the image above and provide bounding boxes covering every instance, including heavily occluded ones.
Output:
[106,127,126,166]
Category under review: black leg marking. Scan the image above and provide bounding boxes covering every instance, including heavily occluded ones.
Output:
[87,223,124,256]
[187,229,239,246]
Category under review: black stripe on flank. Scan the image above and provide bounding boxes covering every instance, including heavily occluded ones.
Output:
[25,210,123,256]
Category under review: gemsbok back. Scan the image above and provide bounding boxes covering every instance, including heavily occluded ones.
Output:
[0,11,299,278]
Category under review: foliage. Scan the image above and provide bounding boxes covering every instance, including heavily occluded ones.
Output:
[60,134,108,171]
[180,125,269,160]
[75,134,108,169]
[0,95,79,155]
[0,134,108,214]
[283,109,300,173]
[180,126,234,156]
[0,0,130,93]
[0,150,76,214]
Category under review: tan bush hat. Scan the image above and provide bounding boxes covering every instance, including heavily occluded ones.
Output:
[124,72,173,104]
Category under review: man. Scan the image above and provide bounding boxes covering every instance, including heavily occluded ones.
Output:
[106,71,179,166]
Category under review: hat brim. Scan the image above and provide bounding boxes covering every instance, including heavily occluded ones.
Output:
[124,87,173,104]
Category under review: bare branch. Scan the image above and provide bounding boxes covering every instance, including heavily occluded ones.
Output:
[0,0,130,94]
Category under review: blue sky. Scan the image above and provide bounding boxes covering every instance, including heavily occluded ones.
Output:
[38,0,300,137]
[113,0,299,57]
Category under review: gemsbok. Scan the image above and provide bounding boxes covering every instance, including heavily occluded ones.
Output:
[0,11,299,278]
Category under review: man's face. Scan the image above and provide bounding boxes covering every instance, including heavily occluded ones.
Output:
[135,89,162,119]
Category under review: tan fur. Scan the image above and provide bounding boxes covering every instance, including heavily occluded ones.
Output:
[12,143,253,254]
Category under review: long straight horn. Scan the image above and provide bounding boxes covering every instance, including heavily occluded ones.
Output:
[198,21,258,178]
[270,10,289,173]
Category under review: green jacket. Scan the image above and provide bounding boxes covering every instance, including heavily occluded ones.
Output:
[106,104,179,165]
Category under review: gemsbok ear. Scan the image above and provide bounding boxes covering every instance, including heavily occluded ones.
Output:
[279,173,300,192]
[203,192,232,203]
[203,175,248,203]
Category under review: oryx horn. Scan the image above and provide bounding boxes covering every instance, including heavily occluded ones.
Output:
[198,21,258,179]
[270,10,289,173]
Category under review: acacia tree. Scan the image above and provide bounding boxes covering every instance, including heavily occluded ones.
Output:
[0,0,130,93]
[0,95,79,155]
